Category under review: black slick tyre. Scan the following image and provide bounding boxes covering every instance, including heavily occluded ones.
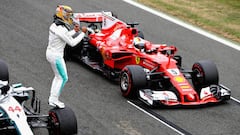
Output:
[120,65,146,99]
[0,59,9,81]
[48,106,77,135]
[192,60,219,91]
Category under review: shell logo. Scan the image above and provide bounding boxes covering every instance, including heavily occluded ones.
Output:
[135,57,140,64]
[174,76,185,83]
[180,85,191,89]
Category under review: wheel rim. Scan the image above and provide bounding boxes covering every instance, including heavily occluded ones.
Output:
[193,68,204,84]
[121,72,129,92]
[48,111,59,135]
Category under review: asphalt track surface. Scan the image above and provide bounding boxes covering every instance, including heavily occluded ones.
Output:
[0,0,240,135]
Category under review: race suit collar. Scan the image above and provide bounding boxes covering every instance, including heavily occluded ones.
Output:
[53,15,71,30]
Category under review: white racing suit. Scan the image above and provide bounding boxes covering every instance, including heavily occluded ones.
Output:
[46,21,85,108]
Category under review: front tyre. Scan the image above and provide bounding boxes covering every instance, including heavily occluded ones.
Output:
[0,59,10,95]
[120,65,146,99]
[48,106,77,135]
[192,60,219,91]
[0,59,9,81]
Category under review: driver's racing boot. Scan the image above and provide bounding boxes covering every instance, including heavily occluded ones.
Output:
[48,96,65,108]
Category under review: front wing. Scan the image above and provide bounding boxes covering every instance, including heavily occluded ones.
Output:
[139,84,231,107]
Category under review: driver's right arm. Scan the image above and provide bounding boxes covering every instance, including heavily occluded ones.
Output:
[53,25,86,47]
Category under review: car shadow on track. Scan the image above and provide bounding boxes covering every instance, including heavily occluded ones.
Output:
[66,58,120,86]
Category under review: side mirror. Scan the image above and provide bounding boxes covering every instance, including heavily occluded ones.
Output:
[131,28,137,35]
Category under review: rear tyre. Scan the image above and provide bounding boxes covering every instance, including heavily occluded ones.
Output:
[192,60,219,92]
[48,106,77,135]
[120,65,146,99]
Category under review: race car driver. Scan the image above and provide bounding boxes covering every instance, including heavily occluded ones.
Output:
[133,37,146,52]
[46,5,87,108]
[133,37,164,53]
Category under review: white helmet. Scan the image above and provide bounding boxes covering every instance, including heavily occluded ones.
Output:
[133,37,145,51]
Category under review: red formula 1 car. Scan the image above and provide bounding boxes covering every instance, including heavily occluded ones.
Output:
[65,12,231,107]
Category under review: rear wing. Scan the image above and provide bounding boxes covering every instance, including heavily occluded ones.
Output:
[74,11,126,30]
[101,12,126,30]
[74,11,112,23]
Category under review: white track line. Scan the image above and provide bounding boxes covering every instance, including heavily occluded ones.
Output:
[231,97,240,104]
[123,0,240,51]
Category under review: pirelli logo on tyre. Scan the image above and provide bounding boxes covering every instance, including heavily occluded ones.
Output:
[135,56,140,64]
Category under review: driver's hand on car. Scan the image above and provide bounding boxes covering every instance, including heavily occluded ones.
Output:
[74,24,87,34]
[81,26,88,33]
[74,23,80,32]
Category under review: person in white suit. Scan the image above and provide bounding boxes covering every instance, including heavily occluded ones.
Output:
[46,5,87,108]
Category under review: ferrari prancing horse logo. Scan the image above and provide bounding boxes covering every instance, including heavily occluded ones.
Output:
[135,57,140,64]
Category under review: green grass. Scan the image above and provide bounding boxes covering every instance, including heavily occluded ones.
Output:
[136,0,240,44]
